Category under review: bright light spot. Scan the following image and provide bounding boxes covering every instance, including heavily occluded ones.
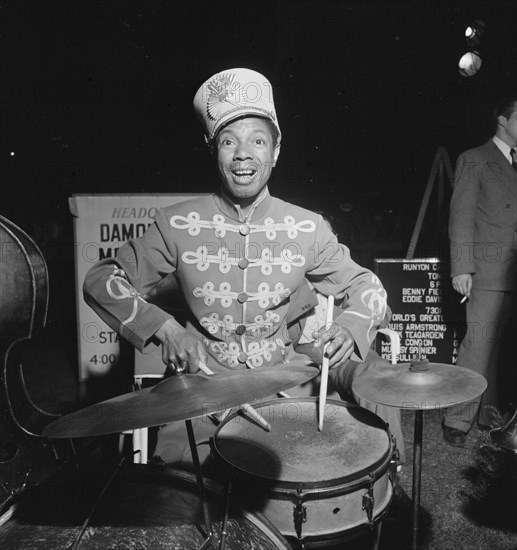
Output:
[465,26,473,38]
[10,152,15,156]
[458,52,482,77]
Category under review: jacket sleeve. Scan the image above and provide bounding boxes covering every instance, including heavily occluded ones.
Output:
[83,208,183,351]
[449,151,480,277]
[306,217,388,361]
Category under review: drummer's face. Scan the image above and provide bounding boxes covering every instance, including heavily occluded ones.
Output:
[215,117,280,207]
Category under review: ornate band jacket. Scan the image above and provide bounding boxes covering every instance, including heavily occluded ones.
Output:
[83,190,388,371]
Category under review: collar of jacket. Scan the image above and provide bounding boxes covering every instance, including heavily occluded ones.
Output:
[213,186,273,223]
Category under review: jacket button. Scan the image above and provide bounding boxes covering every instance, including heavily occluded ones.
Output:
[239,224,250,236]
[237,352,248,363]
[235,324,247,335]
[238,258,249,269]
[237,292,249,303]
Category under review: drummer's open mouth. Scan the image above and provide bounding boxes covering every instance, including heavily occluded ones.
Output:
[232,169,257,177]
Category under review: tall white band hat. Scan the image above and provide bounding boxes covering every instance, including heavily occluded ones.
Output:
[193,68,281,144]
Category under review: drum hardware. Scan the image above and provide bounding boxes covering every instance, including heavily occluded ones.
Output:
[70,455,128,550]
[352,360,487,550]
[293,488,307,540]
[388,440,400,486]
[489,408,517,453]
[362,473,376,527]
[185,417,214,550]
[219,481,233,550]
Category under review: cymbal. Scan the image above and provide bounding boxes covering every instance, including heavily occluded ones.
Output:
[352,361,487,410]
[43,363,318,439]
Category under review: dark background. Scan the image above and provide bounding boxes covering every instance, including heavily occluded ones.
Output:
[1,0,516,347]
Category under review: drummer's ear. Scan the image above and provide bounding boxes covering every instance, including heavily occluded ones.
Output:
[272,143,281,166]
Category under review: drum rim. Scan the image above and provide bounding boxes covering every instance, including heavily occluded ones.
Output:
[212,397,394,491]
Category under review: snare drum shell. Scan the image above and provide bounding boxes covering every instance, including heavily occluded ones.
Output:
[250,471,392,540]
[212,398,395,544]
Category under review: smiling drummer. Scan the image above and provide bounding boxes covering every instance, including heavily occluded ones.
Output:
[83,68,389,466]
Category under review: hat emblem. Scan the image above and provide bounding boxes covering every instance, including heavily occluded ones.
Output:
[206,72,241,121]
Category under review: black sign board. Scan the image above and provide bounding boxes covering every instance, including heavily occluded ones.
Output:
[374,258,461,364]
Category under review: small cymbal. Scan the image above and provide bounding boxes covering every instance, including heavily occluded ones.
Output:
[352,361,487,410]
[43,363,318,439]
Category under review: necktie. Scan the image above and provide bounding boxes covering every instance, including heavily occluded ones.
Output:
[511,148,517,171]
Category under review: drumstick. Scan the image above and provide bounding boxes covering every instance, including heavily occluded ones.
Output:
[198,360,214,375]
[199,361,271,431]
[318,295,334,432]
[241,403,271,431]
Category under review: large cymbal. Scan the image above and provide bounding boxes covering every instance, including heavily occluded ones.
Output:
[43,363,318,439]
[352,361,487,410]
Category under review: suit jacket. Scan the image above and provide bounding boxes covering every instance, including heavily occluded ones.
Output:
[449,139,517,291]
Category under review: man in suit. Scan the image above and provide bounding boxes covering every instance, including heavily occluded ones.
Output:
[443,98,517,447]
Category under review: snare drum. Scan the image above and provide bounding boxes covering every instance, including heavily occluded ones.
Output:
[212,397,396,548]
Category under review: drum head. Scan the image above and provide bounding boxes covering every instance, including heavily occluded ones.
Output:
[214,398,391,487]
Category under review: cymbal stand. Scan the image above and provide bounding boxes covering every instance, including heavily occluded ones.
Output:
[410,409,424,550]
[185,418,214,550]
[219,481,233,550]
[70,456,127,550]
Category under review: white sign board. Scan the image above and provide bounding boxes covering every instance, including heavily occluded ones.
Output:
[69,193,206,385]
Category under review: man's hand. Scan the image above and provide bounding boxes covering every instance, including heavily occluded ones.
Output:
[452,273,472,298]
[313,323,354,368]
[154,319,208,373]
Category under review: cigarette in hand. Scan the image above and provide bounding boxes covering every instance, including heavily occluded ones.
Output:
[460,296,468,304]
